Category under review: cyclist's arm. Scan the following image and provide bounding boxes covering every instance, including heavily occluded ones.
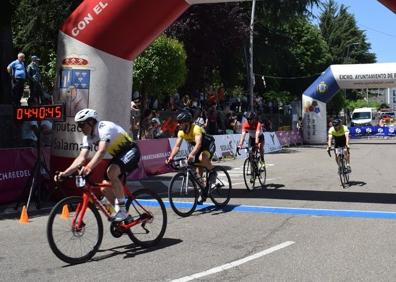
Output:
[327,134,332,149]
[85,140,108,171]
[255,123,261,144]
[168,137,183,161]
[238,132,246,147]
[61,148,90,176]
[345,132,350,148]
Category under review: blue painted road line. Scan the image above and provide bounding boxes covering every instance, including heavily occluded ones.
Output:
[139,200,396,220]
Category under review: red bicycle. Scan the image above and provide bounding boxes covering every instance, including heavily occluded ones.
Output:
[46,173,167,264]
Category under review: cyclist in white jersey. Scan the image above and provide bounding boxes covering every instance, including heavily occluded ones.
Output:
[55,109,140,221]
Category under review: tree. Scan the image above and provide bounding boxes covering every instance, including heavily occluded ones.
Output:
[167,1,322,93]
[133,35,187,99]
[318,0,376,64]
[254,18,332,97]
[11,0,82,92]
[318,0,377,115]
[0,0,15,104]
[166,3,249,92]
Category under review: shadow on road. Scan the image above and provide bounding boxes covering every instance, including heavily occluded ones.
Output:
[63,238,183,266]
[194,203,241,216]
[347,181,367,187]
[230,187,396,205]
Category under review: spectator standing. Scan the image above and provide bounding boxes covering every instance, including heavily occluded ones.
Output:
[206,102,218,135]
[130,93,141,139]
[7,53,27,106]
[27,55,43,103]
[297,117,303,136]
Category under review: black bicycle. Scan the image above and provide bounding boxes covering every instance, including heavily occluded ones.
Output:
[327,147,351,188]
[168,157,232,217]
[237,146,266,191]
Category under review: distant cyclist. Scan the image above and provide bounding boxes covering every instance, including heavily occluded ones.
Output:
[237,112,265,162]
[54,109,140,221]
[166,110,216,184]
[327,118,351,172]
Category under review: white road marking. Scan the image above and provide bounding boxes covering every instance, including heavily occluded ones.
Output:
[171,241,295,282]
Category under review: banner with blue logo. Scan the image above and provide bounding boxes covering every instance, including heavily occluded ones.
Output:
[349,126,396,137]
[303,66,340,104]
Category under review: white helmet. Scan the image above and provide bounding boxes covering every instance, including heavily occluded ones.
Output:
[74,108,99,122]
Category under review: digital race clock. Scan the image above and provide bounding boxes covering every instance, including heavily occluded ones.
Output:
[15,104,65,122]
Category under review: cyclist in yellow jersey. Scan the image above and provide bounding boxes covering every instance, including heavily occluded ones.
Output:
[166,110,216,184]
[327,118,351,172]
[54,109,140,221]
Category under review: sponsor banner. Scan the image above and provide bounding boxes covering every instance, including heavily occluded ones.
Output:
[349,126,396,137]
[276,131,290,147]
[331,63,396,89]
[213,134,241,160]
[290,130,303,145]
[60,0,189,60]
[0,148,50,204]
[302,96,327,144]
[134,139,173,177]
[264,132,282,152]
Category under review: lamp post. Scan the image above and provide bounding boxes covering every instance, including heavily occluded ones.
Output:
[248,0,257,112]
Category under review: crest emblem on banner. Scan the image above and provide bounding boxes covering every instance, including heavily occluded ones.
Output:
[317,81,328,94]
[59,56,91,117]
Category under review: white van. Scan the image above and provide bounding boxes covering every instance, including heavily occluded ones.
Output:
[350,107,378,127]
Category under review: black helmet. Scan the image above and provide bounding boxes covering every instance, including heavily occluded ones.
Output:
[245,111,257,121]
[176,111,192,122]
[332,118,341,126]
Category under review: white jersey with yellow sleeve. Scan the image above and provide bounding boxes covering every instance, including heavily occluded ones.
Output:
[81,121,134,156]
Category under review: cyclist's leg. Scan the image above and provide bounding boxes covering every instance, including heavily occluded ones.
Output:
[107,164,124,203]
[198,151,213,171]
[258,134,265,162]
[344,148,350,165]
[109,145,140,220]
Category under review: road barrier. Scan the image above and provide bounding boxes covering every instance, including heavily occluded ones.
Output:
[0,131,299,204]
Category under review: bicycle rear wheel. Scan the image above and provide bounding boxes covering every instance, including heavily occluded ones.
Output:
[126,189,167,248]
[243,158,256,191]
[168,172,199,217]
[47,196,103,264]
[258,161,267,188]
[209,166,232,208]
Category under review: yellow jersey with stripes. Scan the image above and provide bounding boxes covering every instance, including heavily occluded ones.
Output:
[328,125,349,139]
[82,121,134,156]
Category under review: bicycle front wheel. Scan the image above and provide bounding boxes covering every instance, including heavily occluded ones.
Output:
[209,166,232,208]
[243,158,256,191]
[126,189,167,248]
[168,172,199,217]
[258,161,267,188]
[47,196,103,264]
[338,159,348,188]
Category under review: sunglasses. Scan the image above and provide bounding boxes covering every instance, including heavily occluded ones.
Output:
[77,122,87,128]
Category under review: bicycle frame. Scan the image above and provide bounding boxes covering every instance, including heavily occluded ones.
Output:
[71,178,151,231]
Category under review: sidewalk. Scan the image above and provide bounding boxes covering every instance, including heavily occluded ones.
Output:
[0,175,173,220]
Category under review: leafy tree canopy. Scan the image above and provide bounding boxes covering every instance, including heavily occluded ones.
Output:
[133,35,187,97]
[318,0,376,64]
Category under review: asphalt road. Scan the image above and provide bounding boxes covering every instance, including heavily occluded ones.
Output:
[2,139,396,281]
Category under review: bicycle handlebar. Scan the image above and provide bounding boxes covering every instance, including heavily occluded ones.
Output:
[327,147,350,158]
[167,157,195,170]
